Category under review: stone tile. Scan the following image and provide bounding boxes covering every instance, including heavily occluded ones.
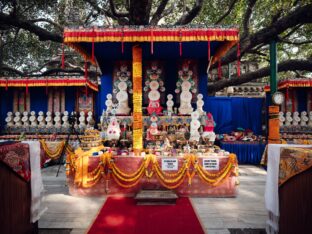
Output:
[70,229,87,234]
[206,228,230,234]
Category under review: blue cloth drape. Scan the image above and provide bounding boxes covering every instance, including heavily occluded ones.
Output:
[220,142,266,164]
[203,97,264,134]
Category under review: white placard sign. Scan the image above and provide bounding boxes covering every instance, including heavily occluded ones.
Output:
[162,158,178,171]
[202,158,219,170]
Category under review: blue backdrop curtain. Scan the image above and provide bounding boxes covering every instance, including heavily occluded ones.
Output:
[203,97,264,134]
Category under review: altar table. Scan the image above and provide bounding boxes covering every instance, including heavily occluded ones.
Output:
[67,154,239,197]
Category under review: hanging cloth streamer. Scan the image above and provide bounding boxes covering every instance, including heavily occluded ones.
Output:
[84,62,88,96]
[218,60,222,79]
[5,78,8,91]
[208,40,211,62]
[26,79,29,95]
[46,79,48,95]
[150,29,154,55]
[61,43,65,69]
[121,29,124,54]
[91,29,95,62]
[285,88,289,112]
[179,30,183,56]
[237,42,241,77]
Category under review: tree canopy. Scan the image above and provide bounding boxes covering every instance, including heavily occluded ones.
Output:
[0,0,312,94]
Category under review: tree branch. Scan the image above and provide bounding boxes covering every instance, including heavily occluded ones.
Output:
[0,12,62,42]
[108,0,129,17]
[84,0,129,25]
[215,0,238,24]
[175,0,204,25]
[280,38,312,45]
[150,0,169,25]
[242,0,257,38]
[281,24,302,39]
[208,59,312,94]
[1,64,25,76]
[29,18,64,31]
[217,3,312,69]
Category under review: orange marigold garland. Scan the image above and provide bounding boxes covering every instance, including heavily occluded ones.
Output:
[132,45,143,153]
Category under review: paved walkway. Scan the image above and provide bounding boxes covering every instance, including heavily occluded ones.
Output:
[39,165,267,234]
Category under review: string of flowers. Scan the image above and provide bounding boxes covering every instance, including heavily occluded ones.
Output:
[69,152,238,189]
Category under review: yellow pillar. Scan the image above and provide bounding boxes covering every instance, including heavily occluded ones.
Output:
[132,45,143,154]
[268,105,281,144]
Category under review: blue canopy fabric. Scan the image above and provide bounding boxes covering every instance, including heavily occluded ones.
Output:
[203,97,264,134]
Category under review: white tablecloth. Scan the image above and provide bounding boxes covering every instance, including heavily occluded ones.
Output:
[265,144,311,233]
[22,141,47,223]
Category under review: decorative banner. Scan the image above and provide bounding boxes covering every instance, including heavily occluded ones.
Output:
[202,158,219,170]
[132,45,143,153]
[162,158,178,171]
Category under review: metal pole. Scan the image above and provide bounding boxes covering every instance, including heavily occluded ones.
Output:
[268,40,280,143]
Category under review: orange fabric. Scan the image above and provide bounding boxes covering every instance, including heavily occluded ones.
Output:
[279,147,312,186]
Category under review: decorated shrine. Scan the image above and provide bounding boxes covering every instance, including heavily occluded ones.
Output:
[0,26,241,197]
[265,77,312,144]
[60,26,240,196]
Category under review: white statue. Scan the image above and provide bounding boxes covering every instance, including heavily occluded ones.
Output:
[175,62,196,115]
[279,112,285,127]
[166,94,174,115]
[285,112,292,126]
[105,94,113,115]
[14,112,22,127]
[106,116,121,140]
[79,111,86,129]
[114,64,132,115]
[87,111,95,129]
[22,112,30,127]
[30,111,38,127]
[292,112,300,126]
[190,111,201,142]
[45,112,53,128]
[144,62,165,115]
[5,112,14,127]
[38,111,46,128]
[300,111,308,126]
[196,94,205,116]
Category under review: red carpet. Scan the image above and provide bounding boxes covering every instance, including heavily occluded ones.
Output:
[87,197,205,234]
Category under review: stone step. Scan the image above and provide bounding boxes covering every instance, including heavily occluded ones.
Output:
[135,189,178,205]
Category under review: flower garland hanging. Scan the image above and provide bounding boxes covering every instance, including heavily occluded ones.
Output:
[132,45,143,153]
[69,152,238,189]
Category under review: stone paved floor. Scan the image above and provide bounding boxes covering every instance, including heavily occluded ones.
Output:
[39,165,267,234]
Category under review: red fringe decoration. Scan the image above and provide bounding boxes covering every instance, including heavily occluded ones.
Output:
[61,43,65,69]
[218,60,222,79]
[151,29,154,54]
[84,61,88,96]
[5,79,8,91]
[237,42,241,77]
[291,90,295,112]
[46,79,48,95]
[121,29,124,54]
[179,30,182,56]
[208,40,211,61]
[91,27,95,61]
[285,88,289,111]
[179,42,182,56]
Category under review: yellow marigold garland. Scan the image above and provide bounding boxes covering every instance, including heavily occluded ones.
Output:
[40,140,65,159]
[132,45,143,152]
[69,152,238,189]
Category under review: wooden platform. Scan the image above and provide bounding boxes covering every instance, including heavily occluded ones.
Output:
[135,189,178,205]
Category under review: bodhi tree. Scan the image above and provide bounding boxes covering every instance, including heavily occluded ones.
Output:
[0,0,312,94]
